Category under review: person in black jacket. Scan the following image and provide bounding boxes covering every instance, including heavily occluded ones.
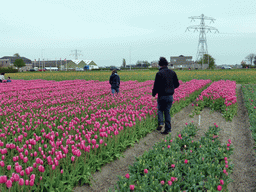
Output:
[152,57,180,134]
[109,69,120,97]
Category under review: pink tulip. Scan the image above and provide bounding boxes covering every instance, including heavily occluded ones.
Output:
[0,176,4,184]
[220,180,224,185]
[7,165,11,170]
[23,157,28,163]
[25,168,30,175]
[19,178,24,186]
[160,180,165,185]
[29,179,35,186]
[0,161,4,167]
[125,173,130,179]
[144,169,148,174]
[217,185,222,191]
[6,180,12,188]
[168,180,172,186]
[20,170,25,176]
[14,174,20,181]
[30,174,35,180]
[130,185,135,190]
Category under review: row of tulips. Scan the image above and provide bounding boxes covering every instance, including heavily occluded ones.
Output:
[0,79,211,191]
[241,85,256,147]
[110,123,234,192]
[190,80,237,121]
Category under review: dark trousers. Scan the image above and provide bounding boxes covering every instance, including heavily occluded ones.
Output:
[157,95,173,132]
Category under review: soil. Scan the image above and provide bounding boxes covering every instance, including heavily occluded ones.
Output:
[74,84,256,192]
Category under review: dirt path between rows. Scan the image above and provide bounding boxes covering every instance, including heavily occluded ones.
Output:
[74,84,256,192]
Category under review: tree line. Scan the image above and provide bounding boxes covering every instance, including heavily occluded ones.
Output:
[242,53,256,67]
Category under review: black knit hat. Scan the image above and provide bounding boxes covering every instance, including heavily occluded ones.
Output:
[159,57,168,66]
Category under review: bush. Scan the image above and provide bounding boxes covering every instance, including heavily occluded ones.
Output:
[0,67,18,73]
[149,67,159,71]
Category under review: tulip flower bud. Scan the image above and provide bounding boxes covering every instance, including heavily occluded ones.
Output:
[19,178,24,186]
[6,180,12,188]
[7,165,11,170]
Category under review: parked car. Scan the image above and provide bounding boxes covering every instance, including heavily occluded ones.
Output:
[221,65,232,69]
[29,69,35,71]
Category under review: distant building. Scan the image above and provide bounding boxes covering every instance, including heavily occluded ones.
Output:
[0,59,10,67]
[67,60,99,70]
[33,59,99,71]
[169,55,208,69]
[33,59,72,70]
[233,64,242,69]
[151,61,158,68]
[0,56,32,71]
[126,64,137,68]
[83,60,99,70]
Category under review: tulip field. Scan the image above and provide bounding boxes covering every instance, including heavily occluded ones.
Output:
[0,78,217,191]
[111,123,233,192]
[0,69,249,191]
[190,80,237,121]
[242,84,256,149]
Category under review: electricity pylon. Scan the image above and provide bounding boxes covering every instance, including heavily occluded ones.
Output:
[70,49,83,60]
[186,14,219,63]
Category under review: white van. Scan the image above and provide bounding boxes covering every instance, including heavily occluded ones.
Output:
[76,67,84,71]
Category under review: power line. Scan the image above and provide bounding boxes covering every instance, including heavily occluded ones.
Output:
[186,14,219,63]
[70,49,83,60]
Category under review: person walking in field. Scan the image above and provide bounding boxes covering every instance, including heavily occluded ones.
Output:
[109,69,120,97]
[152,57,180,134]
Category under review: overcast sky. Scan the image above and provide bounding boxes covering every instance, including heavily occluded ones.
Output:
[0,0,255,67]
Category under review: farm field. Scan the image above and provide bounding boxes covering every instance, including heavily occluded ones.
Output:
[5,69,256,84]
[0,70,256,191]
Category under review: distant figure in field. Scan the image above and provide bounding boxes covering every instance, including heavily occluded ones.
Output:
[109,69,120,97]
[152,57,180,134]
[0,73,5,83]
[7,77,11,82]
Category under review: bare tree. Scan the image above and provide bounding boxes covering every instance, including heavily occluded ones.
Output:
[245,53,256,65]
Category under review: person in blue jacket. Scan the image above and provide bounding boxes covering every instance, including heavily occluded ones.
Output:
[7,77,11,82]
[109,69,120,97]
[152,57,180,134]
